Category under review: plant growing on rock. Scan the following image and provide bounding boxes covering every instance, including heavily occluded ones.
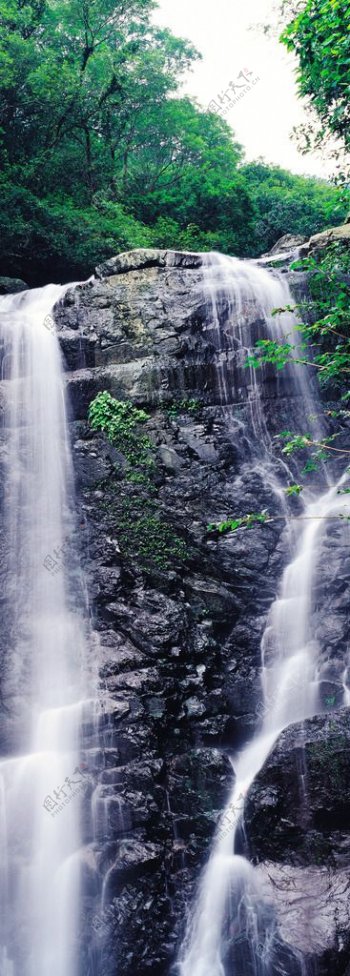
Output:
[207,513,269,536]
[166,397,201,420]
[88,391,189,571]
[208,243,350,538]
[248,243,350,471]
[88,392,152,467]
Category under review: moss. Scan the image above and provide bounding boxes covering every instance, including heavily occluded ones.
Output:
[165,397,201,420]
[88,391,189,572]
[308,736,348,791]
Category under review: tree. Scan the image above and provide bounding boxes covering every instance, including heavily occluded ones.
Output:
[0,0,348,282]
[0,0,202,281]
[127,103,257,256]
[280,0,350,160]
[241,161,348,255]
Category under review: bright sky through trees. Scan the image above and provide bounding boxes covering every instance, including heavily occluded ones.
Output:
[155,0,332,178]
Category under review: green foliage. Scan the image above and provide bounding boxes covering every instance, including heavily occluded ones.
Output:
[0,0,255,280]
[206,504,350,540]
[241,161,348,256]
[277,428,348,474]
[281,0,350,157]
[207,513,269,535]
[292,245,350,387]
[88,392,149,434]
[88,391,188,571]
[279,432,313,455]
[118,499,188,568]
[284,484,303,496]
[166,397,201,420]
[88,391,152,466]
[247,339,296,370]
[248,242,350,482]
[0,0,347,280]
[249,245,350,388]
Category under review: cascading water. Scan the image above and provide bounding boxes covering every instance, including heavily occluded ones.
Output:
[177,255,350,976]
[201,252,316,416]
[0,253,347,976]
[0,285,93,976]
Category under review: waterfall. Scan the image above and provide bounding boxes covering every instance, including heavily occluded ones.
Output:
[177,255,350,976]
[0,253,347,976]
[0,285,93,976]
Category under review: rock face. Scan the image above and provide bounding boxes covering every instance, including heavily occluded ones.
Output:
[264,233,307,257]
[51,248,348,975]
[300,220,350,256]
[0,276,28,293]
[246,711,350,867]
[245,711,350,975]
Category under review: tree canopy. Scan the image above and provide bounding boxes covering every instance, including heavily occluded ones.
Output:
[280,0,350,162]
[0,0,348,283]
[241,161,347,255]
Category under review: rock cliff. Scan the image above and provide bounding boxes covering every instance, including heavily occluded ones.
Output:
[49,247,349,975]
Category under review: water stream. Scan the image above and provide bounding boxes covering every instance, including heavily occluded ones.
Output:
[0,255,347,976]
[0,285,92,976]
[177,255,350,976]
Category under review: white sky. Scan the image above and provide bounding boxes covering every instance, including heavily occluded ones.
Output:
[154,0,331,179]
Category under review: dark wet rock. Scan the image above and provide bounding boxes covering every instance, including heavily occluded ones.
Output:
[95,248,168,278]
[245,711,350,975]
[48,248,349,974]
[95,248,203,279]
[0,276,28,294]
[246,711,350,867]
[99,839,164,895]
[55,249,314,415]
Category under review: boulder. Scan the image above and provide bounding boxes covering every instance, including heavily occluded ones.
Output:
[0,276,28,294]
[95,248,203,279]
[246,710,350,866]
[266,233,307,255]
[300,220,350,257]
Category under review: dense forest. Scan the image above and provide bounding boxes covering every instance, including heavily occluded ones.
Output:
[0,0,348,284]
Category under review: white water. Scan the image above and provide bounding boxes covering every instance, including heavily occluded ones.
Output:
[178,255,350,976]
[0,285,91,976]
[0,258,347,976]
[201,253,316,419]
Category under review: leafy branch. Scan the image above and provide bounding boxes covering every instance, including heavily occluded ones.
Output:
[207,511,350,537]
[247,243,350,481]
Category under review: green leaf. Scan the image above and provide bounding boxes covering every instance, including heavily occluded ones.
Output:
[285,484,303,496]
